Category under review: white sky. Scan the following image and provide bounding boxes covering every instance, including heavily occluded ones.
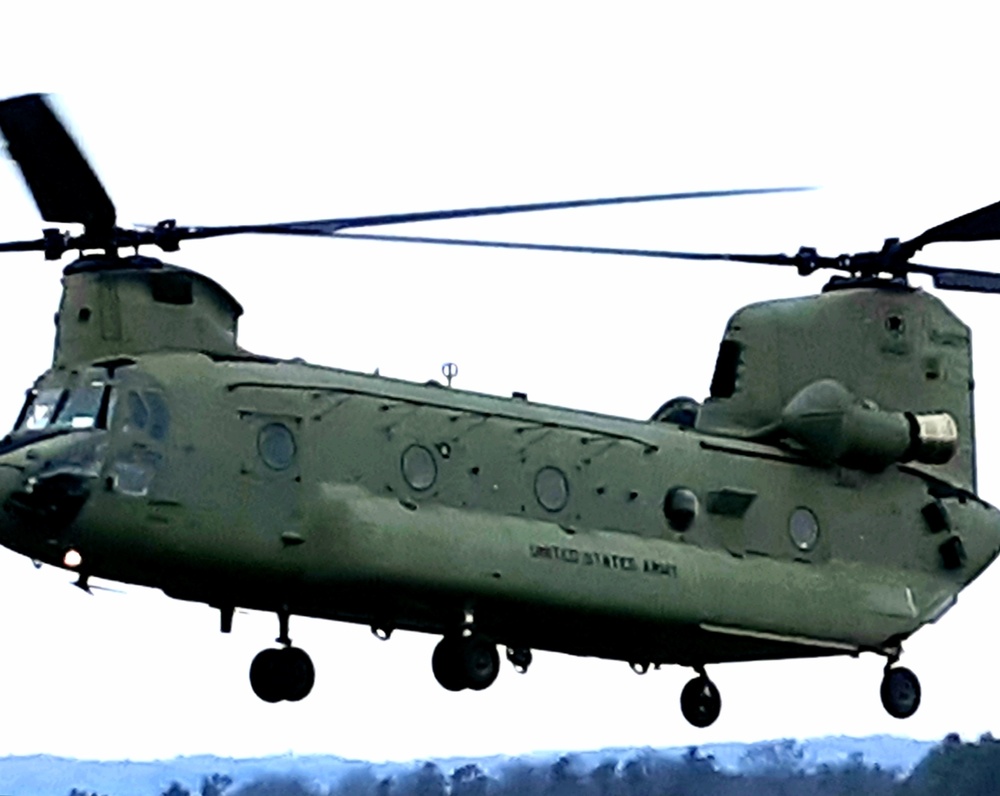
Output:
[3,1,1000,764]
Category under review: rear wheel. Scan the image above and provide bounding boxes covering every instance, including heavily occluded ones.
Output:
[680,675,721,728]
[880,666,920,719]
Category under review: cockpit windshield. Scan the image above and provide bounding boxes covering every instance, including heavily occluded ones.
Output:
[15,382,109,433]
[20,388,62,431]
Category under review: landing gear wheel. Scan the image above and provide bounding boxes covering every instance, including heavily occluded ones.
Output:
[880,666,921,719]
[249,647,315,703]
[280,647,315,702]
[680,675,722,728]
[432,634,500,691]
[250,648,286,703]
[462,636,500,691]
[432,637,467,692]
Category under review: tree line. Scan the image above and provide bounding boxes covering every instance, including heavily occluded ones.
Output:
[67,733,1000,796]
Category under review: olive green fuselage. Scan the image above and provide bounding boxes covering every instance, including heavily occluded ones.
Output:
[1,350,996,668]
[1,258,997,672]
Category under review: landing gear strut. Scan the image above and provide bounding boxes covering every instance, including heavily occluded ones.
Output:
[680,669,721,728]
[249,609,315,703]
[506,646,532,674]
[880,664,921,719]
[432,633,500,691]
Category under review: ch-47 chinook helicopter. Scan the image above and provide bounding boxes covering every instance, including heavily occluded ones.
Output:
[3,93,1000,730]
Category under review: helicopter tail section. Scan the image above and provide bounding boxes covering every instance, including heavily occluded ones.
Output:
[695,286,977,493]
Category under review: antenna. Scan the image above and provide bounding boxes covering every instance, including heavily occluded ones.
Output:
[442,362,459,388]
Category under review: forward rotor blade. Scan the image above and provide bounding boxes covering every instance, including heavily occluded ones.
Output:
[906,198,1000,253]
[333,230,800,266]
[0,94,116,233]
[0,238,46,253]
[169,186,814,242]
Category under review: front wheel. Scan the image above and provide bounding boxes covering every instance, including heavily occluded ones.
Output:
[461,636,500,691]
[280,647,315,702]
[249,648,285,703]
[431,634,500,691]
[249,647,315,703]
[432,637,467,692]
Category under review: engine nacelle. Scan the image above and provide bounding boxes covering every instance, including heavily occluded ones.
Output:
[781,379,958,471]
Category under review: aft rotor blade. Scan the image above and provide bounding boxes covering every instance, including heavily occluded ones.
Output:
[908,262,1000,293]
[905,198,1000,254]
[332,230,801,266]
[0,94,116,233]
[170,186,814,241]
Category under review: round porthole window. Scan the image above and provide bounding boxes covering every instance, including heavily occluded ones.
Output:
[534,466,569,512]
[789,507,820,551]
[402,445,437,491]
[663,487,698,531]
[258,423,296,470]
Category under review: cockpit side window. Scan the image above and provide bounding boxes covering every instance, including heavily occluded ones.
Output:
[145,391,169,440]
[127,391,149,431]
[123,389,169,440]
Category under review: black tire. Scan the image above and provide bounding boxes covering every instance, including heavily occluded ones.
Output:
[280,647,315,702]
[680,675,721,728]
[459,636,500,691]
[249,648,285,703]
[432,637,466,691]
[880,666,921,719]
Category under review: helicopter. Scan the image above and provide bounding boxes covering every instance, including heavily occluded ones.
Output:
[1,93,1000,729]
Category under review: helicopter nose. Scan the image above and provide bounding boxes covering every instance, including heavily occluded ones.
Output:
[0,460,93,563]
[0,462,27,542]
[7,470,92,527]
[0,463,21,505]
